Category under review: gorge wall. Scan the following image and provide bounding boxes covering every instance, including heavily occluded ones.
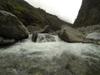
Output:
[74,0,100,27]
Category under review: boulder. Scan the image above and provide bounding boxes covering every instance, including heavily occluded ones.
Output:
[0,10,29,41]
[86,32,100,40]
[58,26,85,42]
[32,32,38,42]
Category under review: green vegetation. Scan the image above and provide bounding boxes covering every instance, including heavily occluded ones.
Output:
[0,0,70,31]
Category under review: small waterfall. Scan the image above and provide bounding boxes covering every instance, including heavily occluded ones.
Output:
[36,33,61,43]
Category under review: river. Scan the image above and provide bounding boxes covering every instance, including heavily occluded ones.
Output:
[0,34,100,75]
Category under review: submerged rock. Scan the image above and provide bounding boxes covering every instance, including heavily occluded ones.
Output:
[32,32,38,42]
[0,10,29,41]
[58,26,85,42]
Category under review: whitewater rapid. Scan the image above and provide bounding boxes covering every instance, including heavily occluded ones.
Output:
[0,34,100,75]
[0,34,100,59]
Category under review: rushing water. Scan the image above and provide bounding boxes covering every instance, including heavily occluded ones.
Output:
[0,34,100,75]
[36,33,61,42]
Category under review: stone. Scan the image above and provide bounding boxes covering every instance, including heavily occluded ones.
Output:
[58,25,85,42]
[32,32,38,42]
[0,10,29,41]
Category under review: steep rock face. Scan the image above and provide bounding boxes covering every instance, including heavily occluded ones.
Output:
[0,10,29,40]
[0,0,70,32]
[74,0,100,27]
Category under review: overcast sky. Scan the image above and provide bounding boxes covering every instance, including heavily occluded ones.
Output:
[25,0,82,23]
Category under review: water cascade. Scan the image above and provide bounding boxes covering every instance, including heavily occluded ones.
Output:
[36,33,61,42]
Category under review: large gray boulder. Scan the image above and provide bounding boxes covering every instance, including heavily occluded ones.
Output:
[58,26,85,42]
[0,10,29,41]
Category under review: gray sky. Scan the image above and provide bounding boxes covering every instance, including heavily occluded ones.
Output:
[25,0,82,23]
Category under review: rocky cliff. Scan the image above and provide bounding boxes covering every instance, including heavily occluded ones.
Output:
[74,0,100,27]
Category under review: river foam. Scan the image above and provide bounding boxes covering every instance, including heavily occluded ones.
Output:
[0,34,100,75]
